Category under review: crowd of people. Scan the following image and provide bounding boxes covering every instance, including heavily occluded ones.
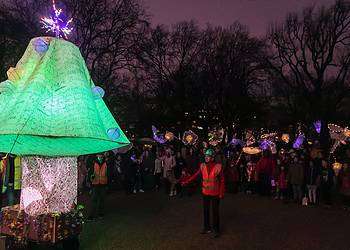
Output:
[78,140,350,220]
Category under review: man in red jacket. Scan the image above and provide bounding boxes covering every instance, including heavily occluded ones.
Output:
[182,149,225,238]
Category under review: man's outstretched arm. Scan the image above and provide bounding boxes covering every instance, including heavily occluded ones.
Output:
[181,168,201,186]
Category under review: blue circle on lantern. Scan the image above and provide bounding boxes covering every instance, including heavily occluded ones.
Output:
[92,86,105,99]
[107,128,120,141]
[33,38,49,54]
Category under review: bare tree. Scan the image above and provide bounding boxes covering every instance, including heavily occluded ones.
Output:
[266,0,350,122]
[199,23,266,129]
[129,20,266,134]
[128,21,210,129]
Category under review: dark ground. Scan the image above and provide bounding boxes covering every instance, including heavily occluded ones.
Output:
[79,190,350,250]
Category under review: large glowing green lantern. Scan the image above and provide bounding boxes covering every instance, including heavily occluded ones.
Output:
[0,37,130,156]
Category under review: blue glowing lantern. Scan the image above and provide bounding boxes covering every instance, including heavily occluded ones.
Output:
[33,38,49,54]
[107,128,120,141]
[92,86,105,99]
[313,120,321,134]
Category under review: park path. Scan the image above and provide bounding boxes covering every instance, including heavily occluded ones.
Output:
[80,191,350,250]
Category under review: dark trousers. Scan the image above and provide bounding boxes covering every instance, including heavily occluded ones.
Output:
[134,171,144,191]
[342,194,350,207]
[164,178,170,194]
[321,185,332,205]
[124,177,134,194]
[258,173,270,196]
[247,181,256,193]
[203,195,220,232]
[90,185,107,217]
[154,173,161,188]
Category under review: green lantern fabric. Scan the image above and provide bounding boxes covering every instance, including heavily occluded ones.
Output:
[0,37,130,157]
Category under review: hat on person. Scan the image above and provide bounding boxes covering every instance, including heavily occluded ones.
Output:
[205,149,215,157]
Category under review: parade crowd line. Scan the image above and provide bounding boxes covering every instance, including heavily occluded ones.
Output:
[78,141,350,220]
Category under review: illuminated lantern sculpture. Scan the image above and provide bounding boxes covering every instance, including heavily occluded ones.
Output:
[328,123,350,153]
[208,128,224,146]
[151,126,167,144]
[313,120,321,134]
[0,37,130,216]
[164,131,175,141]
[182,130,199,145]
[281,134,290,143]
[242,147,262,155]
[230,138,244,147]
[332,162,342,176]
[293,133,305,149]
[344,128,350,137]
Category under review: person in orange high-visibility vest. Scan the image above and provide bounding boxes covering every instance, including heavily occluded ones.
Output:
[88,153,108,220]
[181,148,225,238]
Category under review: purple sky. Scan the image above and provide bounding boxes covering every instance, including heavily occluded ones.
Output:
[143,0,336,36]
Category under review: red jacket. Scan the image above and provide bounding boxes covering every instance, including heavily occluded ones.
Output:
[256,157,276,177]
[278,170,288,189]
[183,162,225,198]
[225,164,239,182]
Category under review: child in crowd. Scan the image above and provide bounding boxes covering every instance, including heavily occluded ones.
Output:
[154,152,163,191]
[246,156,256,194]
[276,166,288,200]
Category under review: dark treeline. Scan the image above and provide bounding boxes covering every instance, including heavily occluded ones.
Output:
[1,0,350,138]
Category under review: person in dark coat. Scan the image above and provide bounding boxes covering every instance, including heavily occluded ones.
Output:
[123,153,137,195]
[305,156,321,205]
[320,160,335,206]
[175,151,186,194]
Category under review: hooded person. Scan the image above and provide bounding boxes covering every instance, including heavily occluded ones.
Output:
[181,148,225,238]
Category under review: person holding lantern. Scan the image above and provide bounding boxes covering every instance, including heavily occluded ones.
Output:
[181,148,225,238]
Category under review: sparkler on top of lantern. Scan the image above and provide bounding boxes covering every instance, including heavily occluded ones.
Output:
[40,0,73,39]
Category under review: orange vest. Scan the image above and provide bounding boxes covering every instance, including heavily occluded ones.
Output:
[201,163,222,196]
[92,162,107,185]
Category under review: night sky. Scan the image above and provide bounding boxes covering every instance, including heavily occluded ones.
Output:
[143,0,336,36]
